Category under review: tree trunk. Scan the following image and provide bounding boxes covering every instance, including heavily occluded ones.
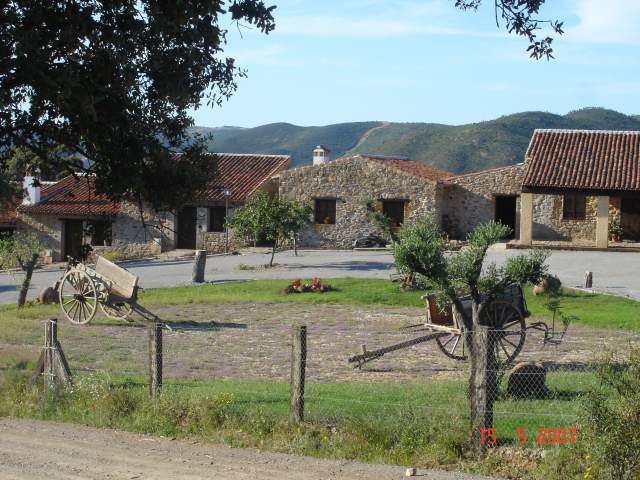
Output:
[469,302,498,456]
[17,253,39,308]
[293,235,298,256]
[269,241,277,267]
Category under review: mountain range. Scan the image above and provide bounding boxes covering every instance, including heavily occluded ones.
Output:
[192,108,640,174]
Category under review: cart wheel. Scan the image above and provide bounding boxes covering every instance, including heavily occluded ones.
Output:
[100,302,133,321]
[435,327,469,361]
[482,300,526,365]
[59,269,98,325]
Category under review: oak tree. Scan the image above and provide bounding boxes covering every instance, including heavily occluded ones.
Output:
[0,1,276,210]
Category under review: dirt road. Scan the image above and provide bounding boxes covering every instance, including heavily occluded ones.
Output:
[0,418,497,480]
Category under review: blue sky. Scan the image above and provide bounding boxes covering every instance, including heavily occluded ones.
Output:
[191,0,640,128]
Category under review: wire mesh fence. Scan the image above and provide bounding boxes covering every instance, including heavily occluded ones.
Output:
[35,308,639,452]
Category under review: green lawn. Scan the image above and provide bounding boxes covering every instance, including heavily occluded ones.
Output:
[0,368,590,473]
[1,277,638,331]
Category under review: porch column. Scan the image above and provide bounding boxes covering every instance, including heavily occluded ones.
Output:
[595,196,610,249]
[520,193,533,246]
[196,207,209,250]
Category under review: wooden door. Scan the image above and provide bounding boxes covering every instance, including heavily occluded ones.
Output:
[621,197,640,241]
[495,196,517,237]
[63,219,84,261]
[177,206,197,249]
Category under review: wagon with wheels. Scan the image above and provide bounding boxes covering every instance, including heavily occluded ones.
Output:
[425,283,528,365]
[58,256,157,324]
[349,283,568,368]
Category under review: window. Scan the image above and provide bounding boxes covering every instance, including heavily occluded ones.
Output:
[84,220,112,246]
[314,199,336,225]
[0,227,14,239]
[563,194,586,220]
[381,200,406,227]
[208,206,226,232]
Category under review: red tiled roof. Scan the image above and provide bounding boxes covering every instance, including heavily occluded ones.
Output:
[523,129,640,191]
[202,153,290,202]
[18,175,121,217]
[362,155,454,181]
[0,198,17,225]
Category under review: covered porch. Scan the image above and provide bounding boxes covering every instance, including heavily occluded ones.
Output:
[518,191,640,250]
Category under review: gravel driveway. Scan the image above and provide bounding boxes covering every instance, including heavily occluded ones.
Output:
[0,248,638,305]
[0,418,498,480]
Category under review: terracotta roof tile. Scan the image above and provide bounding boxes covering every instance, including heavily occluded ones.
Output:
[523,129,640,191]
[202,153,290,202]
[0,198,17,225]
[18,175,121,217]
[361,155,454,181]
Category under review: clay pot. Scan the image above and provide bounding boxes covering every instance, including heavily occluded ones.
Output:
[532,278,549,295]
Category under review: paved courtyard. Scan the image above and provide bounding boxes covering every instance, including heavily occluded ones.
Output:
[0,248,638,304]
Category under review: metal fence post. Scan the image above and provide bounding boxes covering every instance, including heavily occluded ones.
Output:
[149,322,163,397]
[289,325,307,425]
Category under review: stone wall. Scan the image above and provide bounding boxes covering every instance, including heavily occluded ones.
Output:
[202,231,239,253]
[16,213,63,261]
[17,201,174,262]
[530,194,597,242]
[279,156,440,248]
[107,201,173,259]
[443,164,526,239]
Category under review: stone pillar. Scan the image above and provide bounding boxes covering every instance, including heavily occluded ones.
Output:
[196,207,209,250]
[520,193,533,246]
[595,196,610,249]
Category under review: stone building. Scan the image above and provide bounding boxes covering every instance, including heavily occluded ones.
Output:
[278,154,453,248]
[441,164,527,239]
[15,153,289,261]
[520,129,640,248]
[180,153,289,253]
[17,174,174,262]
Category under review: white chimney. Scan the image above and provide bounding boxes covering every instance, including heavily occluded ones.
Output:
[313,145,331,166]
[22,169,41,206]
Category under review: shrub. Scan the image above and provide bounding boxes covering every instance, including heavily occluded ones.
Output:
[580,348,640,479]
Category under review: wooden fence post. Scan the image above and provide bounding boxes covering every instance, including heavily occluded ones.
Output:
[34,318,72,388]
[289,325,307,425]
[44,319,54,390]
[149,322,163,397]
[470,325,497,455]
[192,250,206,283]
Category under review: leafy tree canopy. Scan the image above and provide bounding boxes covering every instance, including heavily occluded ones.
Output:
[454,0,563,59]
[227,191,311,266]
[0,1,276,210]
[394,218,549,328]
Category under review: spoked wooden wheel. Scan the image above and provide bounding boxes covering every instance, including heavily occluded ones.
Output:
[435,328,469,361]
[59,269,98,324]
[481,300,526,365]
[100,301,133,321]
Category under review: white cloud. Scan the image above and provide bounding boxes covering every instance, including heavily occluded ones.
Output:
[569,0,640,45]
[275,13,502,39]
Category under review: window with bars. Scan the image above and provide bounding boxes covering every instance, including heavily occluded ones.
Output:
[562,194,586,220]
[314,199,336,225]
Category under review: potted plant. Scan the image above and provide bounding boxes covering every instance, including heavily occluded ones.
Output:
[609,217,622,242]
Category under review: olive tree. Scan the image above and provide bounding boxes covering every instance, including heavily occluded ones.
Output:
[227,191,311,266]
[394,218,548,451]
[0,232,44,308]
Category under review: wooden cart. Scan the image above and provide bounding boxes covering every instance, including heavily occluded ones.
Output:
[58,256,157,324]
[424,283,528,364]
[349,283,566,368]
